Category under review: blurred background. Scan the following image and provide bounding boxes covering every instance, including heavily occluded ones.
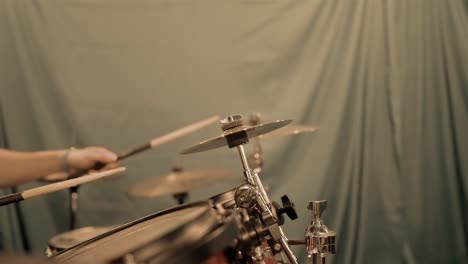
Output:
[0,0,467,263]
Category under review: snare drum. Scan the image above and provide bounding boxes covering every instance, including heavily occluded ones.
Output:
[52,201,239,264]
[46,226,117,257]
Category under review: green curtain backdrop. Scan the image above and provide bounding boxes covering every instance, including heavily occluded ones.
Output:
[1,0,467,263]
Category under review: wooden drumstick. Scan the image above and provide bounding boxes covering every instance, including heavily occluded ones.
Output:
[0,167,126,206]
[44,115,220,180]
[116,114,221,160]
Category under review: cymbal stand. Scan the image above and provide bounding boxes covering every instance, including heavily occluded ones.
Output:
[173,192,188,205]
[287,200,336,264]
[69,186,79,230]
[220,115,298,264]
[248,113,264,174]
[170,166,189,205]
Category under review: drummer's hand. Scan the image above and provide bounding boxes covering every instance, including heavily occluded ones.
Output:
[67,147,118,171]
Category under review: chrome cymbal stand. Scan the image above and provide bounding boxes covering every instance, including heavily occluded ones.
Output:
[220,115,298,264]
[69,186,79,230]
[247,112,264,174]
[305,201,336,264]
[286,201,336,264]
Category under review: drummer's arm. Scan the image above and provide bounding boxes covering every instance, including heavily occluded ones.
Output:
[0,147,117,187]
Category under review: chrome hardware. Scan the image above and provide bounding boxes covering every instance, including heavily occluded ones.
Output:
[306,200,336,264]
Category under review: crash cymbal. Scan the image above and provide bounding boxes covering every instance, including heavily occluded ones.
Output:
[258,125,320,138]
[127,168,230,198]
[180,119,292,154]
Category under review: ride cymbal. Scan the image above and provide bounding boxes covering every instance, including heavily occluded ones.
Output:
[259,125,320,139]
[127,168,230,198]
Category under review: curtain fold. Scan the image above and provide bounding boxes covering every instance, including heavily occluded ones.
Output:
[0,1,467,263]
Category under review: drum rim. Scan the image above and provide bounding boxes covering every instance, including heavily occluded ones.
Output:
[52,201,218,262]
[48,226,118,248]
[210,188,237,209]
[123,212,240,264]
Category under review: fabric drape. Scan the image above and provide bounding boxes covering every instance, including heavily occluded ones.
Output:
[0,1,467,263]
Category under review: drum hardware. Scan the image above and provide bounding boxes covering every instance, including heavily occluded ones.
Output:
[210,188,237,210]
[172,192,189,205]
[231,207,292,264]
[69,186,79,229]
[285,200,336,264]
[271,195,298,226]
[247,113,264,174]
[51,201,242,264]
[247,112,320,174]
[127,166,230,204]
[182,114,299,264]
[305,200,336,264]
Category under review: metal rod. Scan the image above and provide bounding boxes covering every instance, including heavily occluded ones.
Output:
[69,186,79,230]
[279,237,299,264]
[252,173,271,205]
[308,254,326,264]
[236,144,297,264]
[237,145,270,204]
[236,145,255,184]
[236,145,250,172]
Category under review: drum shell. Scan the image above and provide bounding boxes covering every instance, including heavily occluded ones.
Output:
[52,201,239,264]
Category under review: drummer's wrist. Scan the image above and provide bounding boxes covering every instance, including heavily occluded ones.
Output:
[29,149,69,174]
[62,148,71,172]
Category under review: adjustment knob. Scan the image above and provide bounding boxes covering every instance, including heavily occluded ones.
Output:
[279,195,298,220]
[272,195,298,225]
[307,200,327,219]
[220,115,244,131]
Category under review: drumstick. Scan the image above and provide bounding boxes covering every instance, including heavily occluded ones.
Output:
[116,114,221,160]
[44,115,220,180]
[0,167,126,206]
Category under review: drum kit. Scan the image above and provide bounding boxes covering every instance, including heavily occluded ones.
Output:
[0,114,336,264]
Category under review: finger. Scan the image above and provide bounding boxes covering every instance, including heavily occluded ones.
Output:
[101,162,120,170]
[90,162,120,173]
[86,147,118,163]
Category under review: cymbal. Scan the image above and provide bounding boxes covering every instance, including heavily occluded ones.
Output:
[0,254,50,264]
[258,125,320,139]
[180,119,292,154]
[127,168,230,198]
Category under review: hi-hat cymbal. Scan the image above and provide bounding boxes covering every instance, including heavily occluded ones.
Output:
[258,125,320,139]
[180,119,292,154]
[127,168,230,198]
